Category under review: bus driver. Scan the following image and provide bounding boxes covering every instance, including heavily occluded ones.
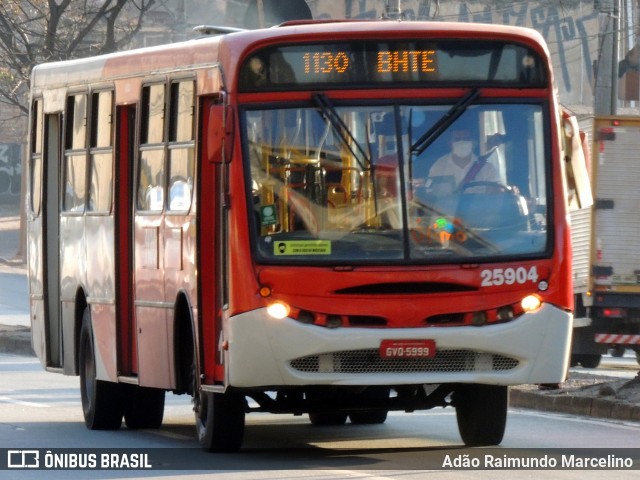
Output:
[425,128,500,195]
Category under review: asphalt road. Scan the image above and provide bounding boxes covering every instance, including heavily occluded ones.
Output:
[2,352,640,479]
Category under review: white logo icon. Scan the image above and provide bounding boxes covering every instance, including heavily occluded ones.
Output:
[7,450,39,468]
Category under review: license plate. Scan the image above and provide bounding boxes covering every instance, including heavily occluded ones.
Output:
[379,339,436,359]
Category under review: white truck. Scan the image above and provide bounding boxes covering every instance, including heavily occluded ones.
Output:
[572,115,640,368]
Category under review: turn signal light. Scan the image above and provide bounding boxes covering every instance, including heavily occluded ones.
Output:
[259,286,272,297]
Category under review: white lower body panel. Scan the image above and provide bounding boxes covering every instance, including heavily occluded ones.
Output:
[223,303,571,388]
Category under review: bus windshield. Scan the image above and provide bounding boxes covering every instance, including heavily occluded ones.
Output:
[243,100,549,264]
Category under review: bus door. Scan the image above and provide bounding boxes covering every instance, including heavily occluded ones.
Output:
[199,94,227,383]
[132,81,198,389]
[162,79,197,380]
[115,104,136,376]
[43,113,62,368]
[133,83,171,388]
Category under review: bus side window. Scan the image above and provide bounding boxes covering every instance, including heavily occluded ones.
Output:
[64,155,87,212]
[88,90,114,213]
[141,84,165,145]
[168,150,193,211]
[30,99,43,216]
[168,81,195,212]
[63,94,87,213]
[137,150,165,212]
[138,84,166,212]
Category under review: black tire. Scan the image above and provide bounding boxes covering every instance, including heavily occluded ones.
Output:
[455,384,507,447]
[580,354,601,369]
[348,387,390,425]
[610,345,625,358]
[308,412,348,426]
[124,385,165,429]
[79,306,124,430]
[195,390,246,452]
[187,330,244,451]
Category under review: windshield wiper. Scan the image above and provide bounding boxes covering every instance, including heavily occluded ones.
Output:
[410,89,481,156]
[312,93,369,170]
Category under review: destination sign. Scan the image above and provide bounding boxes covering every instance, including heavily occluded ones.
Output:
[238,40,546,91]
[302,50,436,75]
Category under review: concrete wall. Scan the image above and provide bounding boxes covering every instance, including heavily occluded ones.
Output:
[305,0,602,107]
[177,0,616,108]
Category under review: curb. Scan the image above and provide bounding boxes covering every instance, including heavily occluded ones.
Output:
[509,388,640,421]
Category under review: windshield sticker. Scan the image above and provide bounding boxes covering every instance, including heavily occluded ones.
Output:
[274,240,332,256]
[260,205,278,226]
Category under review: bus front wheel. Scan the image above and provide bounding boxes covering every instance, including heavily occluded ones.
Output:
[195,390,246,452]
[454,384,507,446]
[79,306,124,430]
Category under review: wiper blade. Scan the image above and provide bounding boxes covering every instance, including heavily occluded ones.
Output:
[410,89,481,156]
[312,93,368,170]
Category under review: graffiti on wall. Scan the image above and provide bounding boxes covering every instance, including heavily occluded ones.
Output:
[0,144,22,201]
[308,1,600,105]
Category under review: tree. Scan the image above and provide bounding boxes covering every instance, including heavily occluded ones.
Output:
[0,0,156,261]
[0,0,157,117]
[242,0,312,29]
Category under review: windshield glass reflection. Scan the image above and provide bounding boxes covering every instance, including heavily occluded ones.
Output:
[243,101,549,264]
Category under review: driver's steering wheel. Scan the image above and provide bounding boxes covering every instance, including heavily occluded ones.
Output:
[459,180,512,194]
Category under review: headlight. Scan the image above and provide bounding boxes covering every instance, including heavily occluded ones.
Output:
[266,301,290,319]
[521,294,542,313]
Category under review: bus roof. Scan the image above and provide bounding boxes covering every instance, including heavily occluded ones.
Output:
[31,20,550,94]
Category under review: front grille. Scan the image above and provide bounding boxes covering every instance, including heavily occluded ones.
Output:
[289,349,519,374]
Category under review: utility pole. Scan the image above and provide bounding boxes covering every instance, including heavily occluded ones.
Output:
[382,0,403,19]
[257,0,265,28]
[594,0,620,115]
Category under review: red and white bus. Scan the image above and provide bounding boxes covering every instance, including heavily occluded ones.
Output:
[27,19,590,451]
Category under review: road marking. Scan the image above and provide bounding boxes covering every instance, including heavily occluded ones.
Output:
[0,395,49,408]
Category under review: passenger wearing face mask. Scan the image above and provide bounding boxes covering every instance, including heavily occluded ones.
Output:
[425,128,499,195]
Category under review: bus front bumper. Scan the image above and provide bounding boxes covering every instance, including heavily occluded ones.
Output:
[223,303,571,388]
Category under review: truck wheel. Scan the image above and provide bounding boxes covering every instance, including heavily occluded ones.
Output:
[79,306,124,430]
[195,390,246,452]
[635,350,640,365]
[124,385,165,429]
[580,354,601,368]
[454,384,507,446]
[610,345,625,358]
